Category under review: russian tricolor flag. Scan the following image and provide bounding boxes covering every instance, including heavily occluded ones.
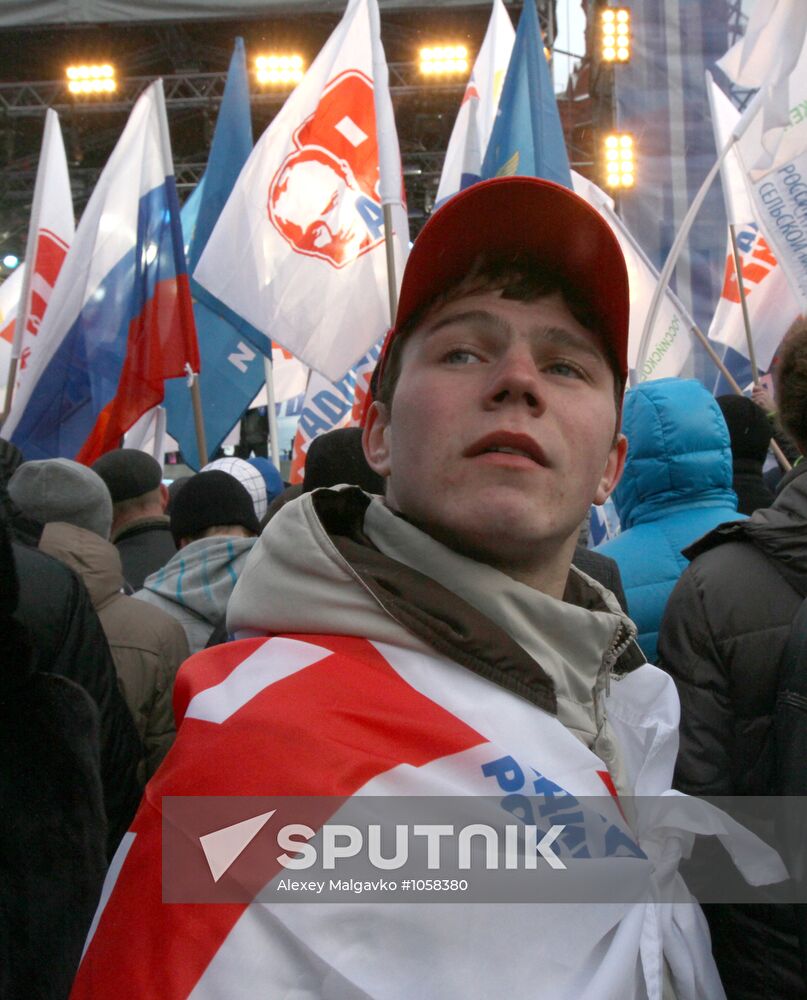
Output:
[3,80,199,463]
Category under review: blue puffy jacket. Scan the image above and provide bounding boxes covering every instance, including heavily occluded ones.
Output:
[595,377,744,663]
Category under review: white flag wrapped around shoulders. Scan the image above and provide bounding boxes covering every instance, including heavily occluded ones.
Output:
[193,0,409,383]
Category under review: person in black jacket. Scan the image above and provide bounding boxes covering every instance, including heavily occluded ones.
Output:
[658,316,807,1000]
[0,515,108,999]
[12,539,144,858]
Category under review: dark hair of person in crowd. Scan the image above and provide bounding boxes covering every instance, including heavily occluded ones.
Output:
[716,394,774,515]
[775,316,807,452]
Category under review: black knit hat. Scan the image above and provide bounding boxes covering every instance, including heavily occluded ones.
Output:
[92,448,163,503]
[717,395,773,463]
[169,470,260,544]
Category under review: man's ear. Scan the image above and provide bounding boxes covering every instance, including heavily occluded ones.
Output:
[593,433,628,506]
[159,482,170,512]
[362,400,392,478]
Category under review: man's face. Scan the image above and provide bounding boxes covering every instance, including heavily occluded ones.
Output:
[363,289,627,589]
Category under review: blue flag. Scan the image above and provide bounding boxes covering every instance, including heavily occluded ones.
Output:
[163,37,262,470]
[480,0,572,189]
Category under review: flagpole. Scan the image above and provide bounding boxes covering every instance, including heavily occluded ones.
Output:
[728,223,761,383]
[633,146,730,385]
[382,204,399,323]
[2,358,19,423]
[185,365,208,465]
[635,88,767,385]
[672,306,791,472]
[263,351,281,470]
[370,0,401,326]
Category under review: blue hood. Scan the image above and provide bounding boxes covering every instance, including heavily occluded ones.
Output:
[613,378,737,529]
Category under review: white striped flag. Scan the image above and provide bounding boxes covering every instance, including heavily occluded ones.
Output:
[3,81,199,463]
[435,0,514,205]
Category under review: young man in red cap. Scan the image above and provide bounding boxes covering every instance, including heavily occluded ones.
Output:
[73,178,725,1000]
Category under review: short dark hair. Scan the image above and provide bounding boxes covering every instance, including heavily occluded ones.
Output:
[375,251,624,414]
[775,316,807,450]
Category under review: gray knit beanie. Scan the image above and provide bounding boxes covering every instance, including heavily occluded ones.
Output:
[8,458,113,539]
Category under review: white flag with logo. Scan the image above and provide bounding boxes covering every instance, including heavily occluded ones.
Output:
[435,0,514,205]
[0,265,25,412]
[727,23,807,309]
[194,0,409,383]
[706,74,801,369]
[12,108,74,399]
[572,173,693,381]
[288,337,382,483]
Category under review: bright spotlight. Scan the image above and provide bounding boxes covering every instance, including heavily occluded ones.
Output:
[66,63,117,95]
[603,132,636,189]
[255,54,305,87]
[419,44,469,76]
[601,8,631,64]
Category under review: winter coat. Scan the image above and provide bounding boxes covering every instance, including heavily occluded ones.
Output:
[731,457,774,515]
[40,522,190,777]
[135,534,257,654]
[73,487,745,1000]
[657,461,807,1000]
[0,518,107,1000]
[11,540,143,859]
[113,515,176,591]
[595,377,744,663]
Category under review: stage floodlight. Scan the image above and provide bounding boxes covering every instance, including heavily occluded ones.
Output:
[255,54,305,87]
[604,132,635,189]
[66,63,117,95]
[419,44,469,76]
[602,8,631,64]
[2,254,19,269]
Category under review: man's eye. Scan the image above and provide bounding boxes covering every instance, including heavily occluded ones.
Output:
[443,349,481,365]
[546,360,585,379]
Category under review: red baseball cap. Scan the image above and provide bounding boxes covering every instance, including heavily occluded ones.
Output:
[378,176,629,389]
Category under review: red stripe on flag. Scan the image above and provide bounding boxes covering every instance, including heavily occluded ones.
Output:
[75,272,199,464]
[72,636,486,999]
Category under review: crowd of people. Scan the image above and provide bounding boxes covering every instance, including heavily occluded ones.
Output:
[2,175,806,1000]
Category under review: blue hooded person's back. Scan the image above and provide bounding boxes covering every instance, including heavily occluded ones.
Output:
[595,377,744,663]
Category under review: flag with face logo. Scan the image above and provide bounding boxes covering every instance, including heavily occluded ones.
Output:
[193,0,409,383]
